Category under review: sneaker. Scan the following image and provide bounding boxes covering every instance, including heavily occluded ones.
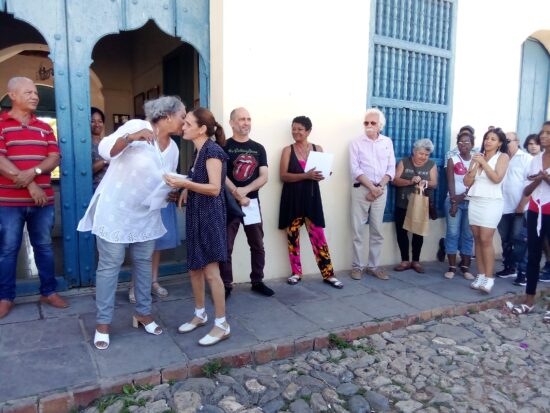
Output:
[539,272,550,283]
[251,282,274,296]
[365,267,389,280]
[470,274,486,290]
[513,272,527,286]
[495,267,516,279]
[479,277,495,294]
[350,268,362,280]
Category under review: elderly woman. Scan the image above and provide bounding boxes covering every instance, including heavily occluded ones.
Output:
[278,116,342,288]
[393,139,438,273]
[78,96,186,350]
[91,107,108,191]
[444,130,475,280]
[165,108,230,346]
[464,127,509,294]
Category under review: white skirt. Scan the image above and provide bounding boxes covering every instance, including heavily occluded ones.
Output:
[468,197,503,228]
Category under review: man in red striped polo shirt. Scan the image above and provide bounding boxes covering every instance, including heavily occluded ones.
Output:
[0,77,69,318]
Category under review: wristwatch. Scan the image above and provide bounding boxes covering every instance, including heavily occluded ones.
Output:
[34,167,42,175]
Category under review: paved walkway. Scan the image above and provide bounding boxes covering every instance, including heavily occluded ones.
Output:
[0,261,547,412]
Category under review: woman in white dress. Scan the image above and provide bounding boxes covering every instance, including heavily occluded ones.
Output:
[464,127,510,294]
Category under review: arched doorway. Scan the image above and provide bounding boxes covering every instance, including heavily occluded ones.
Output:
[0,12,67,295]
[85,19,201,284]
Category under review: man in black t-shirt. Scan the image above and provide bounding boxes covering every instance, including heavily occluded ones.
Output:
[221,107,274,298]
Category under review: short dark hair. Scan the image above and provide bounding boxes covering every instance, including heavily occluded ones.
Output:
[91,106,105,122]
[523,133,540,151]
[458,125,475,135]
[456,131,475,146]
[292,116,312,131]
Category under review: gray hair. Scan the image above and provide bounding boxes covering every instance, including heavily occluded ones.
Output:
[144,96,185,123]
[413,138,434,153]
[365,107,386,130]
[7,76,33,92]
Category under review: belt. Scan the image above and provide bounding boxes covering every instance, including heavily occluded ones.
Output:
[353,183,381,188]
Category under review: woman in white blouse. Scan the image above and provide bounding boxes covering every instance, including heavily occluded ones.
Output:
[78,96,186,350]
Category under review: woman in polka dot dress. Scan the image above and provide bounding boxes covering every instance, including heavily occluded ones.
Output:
[165,107,230,346]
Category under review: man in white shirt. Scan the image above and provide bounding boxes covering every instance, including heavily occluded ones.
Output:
[495,132,532,279]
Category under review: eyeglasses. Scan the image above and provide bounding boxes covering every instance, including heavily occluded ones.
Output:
[506,139,518,143]
[457,141,472,145]
[363,121,378,126]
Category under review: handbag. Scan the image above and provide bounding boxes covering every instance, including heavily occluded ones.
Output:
[224,187,245,219]
[409,157,437,220]
[403,181,430,236]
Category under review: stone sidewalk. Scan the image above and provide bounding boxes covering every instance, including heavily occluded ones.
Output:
[0,261,547,412]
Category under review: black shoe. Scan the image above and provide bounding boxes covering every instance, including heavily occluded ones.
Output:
[224,286,232,299]
[437,238,445,262]
[540,271,550,283]
[251,281,274,296]
[496,267,517,279]
[513,272,527,286]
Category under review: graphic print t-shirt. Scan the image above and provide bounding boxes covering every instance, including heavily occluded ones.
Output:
[224,138,268,199]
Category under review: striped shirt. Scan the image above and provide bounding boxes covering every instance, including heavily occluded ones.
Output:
[0,111,59,206]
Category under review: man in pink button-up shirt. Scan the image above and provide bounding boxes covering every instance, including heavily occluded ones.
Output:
[349,108,395,281]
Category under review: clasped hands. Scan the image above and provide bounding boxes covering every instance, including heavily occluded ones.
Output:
[365,184,384,202]
[527,169,550,184]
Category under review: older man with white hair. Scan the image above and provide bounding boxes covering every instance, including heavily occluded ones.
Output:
[349,108,396,281]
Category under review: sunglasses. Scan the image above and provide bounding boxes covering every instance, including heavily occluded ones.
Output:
[363,121,378,126]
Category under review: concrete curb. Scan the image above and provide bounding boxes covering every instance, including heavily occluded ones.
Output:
[0,291,540,413]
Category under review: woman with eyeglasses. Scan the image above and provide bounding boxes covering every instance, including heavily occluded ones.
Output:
[464,127,510,294]
[392,138,438,274]
[443,130,475,280]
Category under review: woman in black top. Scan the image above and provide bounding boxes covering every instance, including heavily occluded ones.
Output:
[278,116,342,288]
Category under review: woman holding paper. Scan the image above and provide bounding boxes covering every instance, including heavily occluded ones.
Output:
[164,108,231,346]
[278,116,342,288]
[77,96,186,350]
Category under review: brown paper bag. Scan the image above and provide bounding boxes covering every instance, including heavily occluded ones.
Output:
[403,183,430,236]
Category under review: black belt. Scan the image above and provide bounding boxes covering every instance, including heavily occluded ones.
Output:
[353,183,380,188]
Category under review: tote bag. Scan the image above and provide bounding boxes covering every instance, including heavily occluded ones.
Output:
[403,182,430,236]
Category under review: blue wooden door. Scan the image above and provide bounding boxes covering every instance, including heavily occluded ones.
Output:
[368,0,458,220]
[517,38,550,140]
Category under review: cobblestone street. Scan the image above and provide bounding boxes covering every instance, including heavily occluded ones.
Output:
[79,301,550,413]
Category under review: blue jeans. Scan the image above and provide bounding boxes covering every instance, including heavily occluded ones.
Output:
[497,213,524,269]
[0,205,56,300]
[444,197,473,256]
[95,237,155,324]
[512,213,528,273]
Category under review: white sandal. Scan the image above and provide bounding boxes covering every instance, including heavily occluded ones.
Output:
[94,330,110,350]
[198,319,231,346]
[132,316,162,335]
[512,304,534,315]
[178,311,208,334]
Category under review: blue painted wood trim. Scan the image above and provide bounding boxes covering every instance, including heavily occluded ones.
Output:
[445,0,458,176]
[372,34,452,59]
[370,97,449,113]
[15,276,68,297]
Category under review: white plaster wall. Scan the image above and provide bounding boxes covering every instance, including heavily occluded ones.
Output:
[452,0,550,142]
[211,0,549,284]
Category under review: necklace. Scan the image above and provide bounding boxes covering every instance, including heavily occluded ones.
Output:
[294,143,310,161]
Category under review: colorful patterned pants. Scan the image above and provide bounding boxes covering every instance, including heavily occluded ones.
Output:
[286,217,334,279]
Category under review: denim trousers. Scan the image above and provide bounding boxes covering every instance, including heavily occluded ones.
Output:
[497,213,525,269]
[95,237,155,324]
[0,205,56,300]
[512,213,528,273]
[443,197,473,256]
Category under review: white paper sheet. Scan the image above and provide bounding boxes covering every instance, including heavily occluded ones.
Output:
[304,151,334,180]
[142,181,173,211]
[242,198,262,225]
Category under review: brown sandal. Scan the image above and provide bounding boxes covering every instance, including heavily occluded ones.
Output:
[411,262,425,273]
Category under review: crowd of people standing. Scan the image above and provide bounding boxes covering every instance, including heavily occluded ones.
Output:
[1,76,549,349]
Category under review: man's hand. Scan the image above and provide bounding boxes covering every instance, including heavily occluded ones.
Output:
[238,196,251,207]
[28,182,48,206]
[13,169,36,188]
[235,187,248,199]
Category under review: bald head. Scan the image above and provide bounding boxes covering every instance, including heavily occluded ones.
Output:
[229,107,251,140]
[7,76,39,114]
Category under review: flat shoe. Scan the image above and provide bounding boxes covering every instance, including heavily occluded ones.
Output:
[323,277,344,289]
[94,330,110,350]
[198,321,230,346]
[132,316,162,335]
[151,283,168,298]
[287,275,302,285]
[411,262,425,273]
[178,314,208,333]
[393,262,411,271]
[511,304,534,315]
[40,293,69,308]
